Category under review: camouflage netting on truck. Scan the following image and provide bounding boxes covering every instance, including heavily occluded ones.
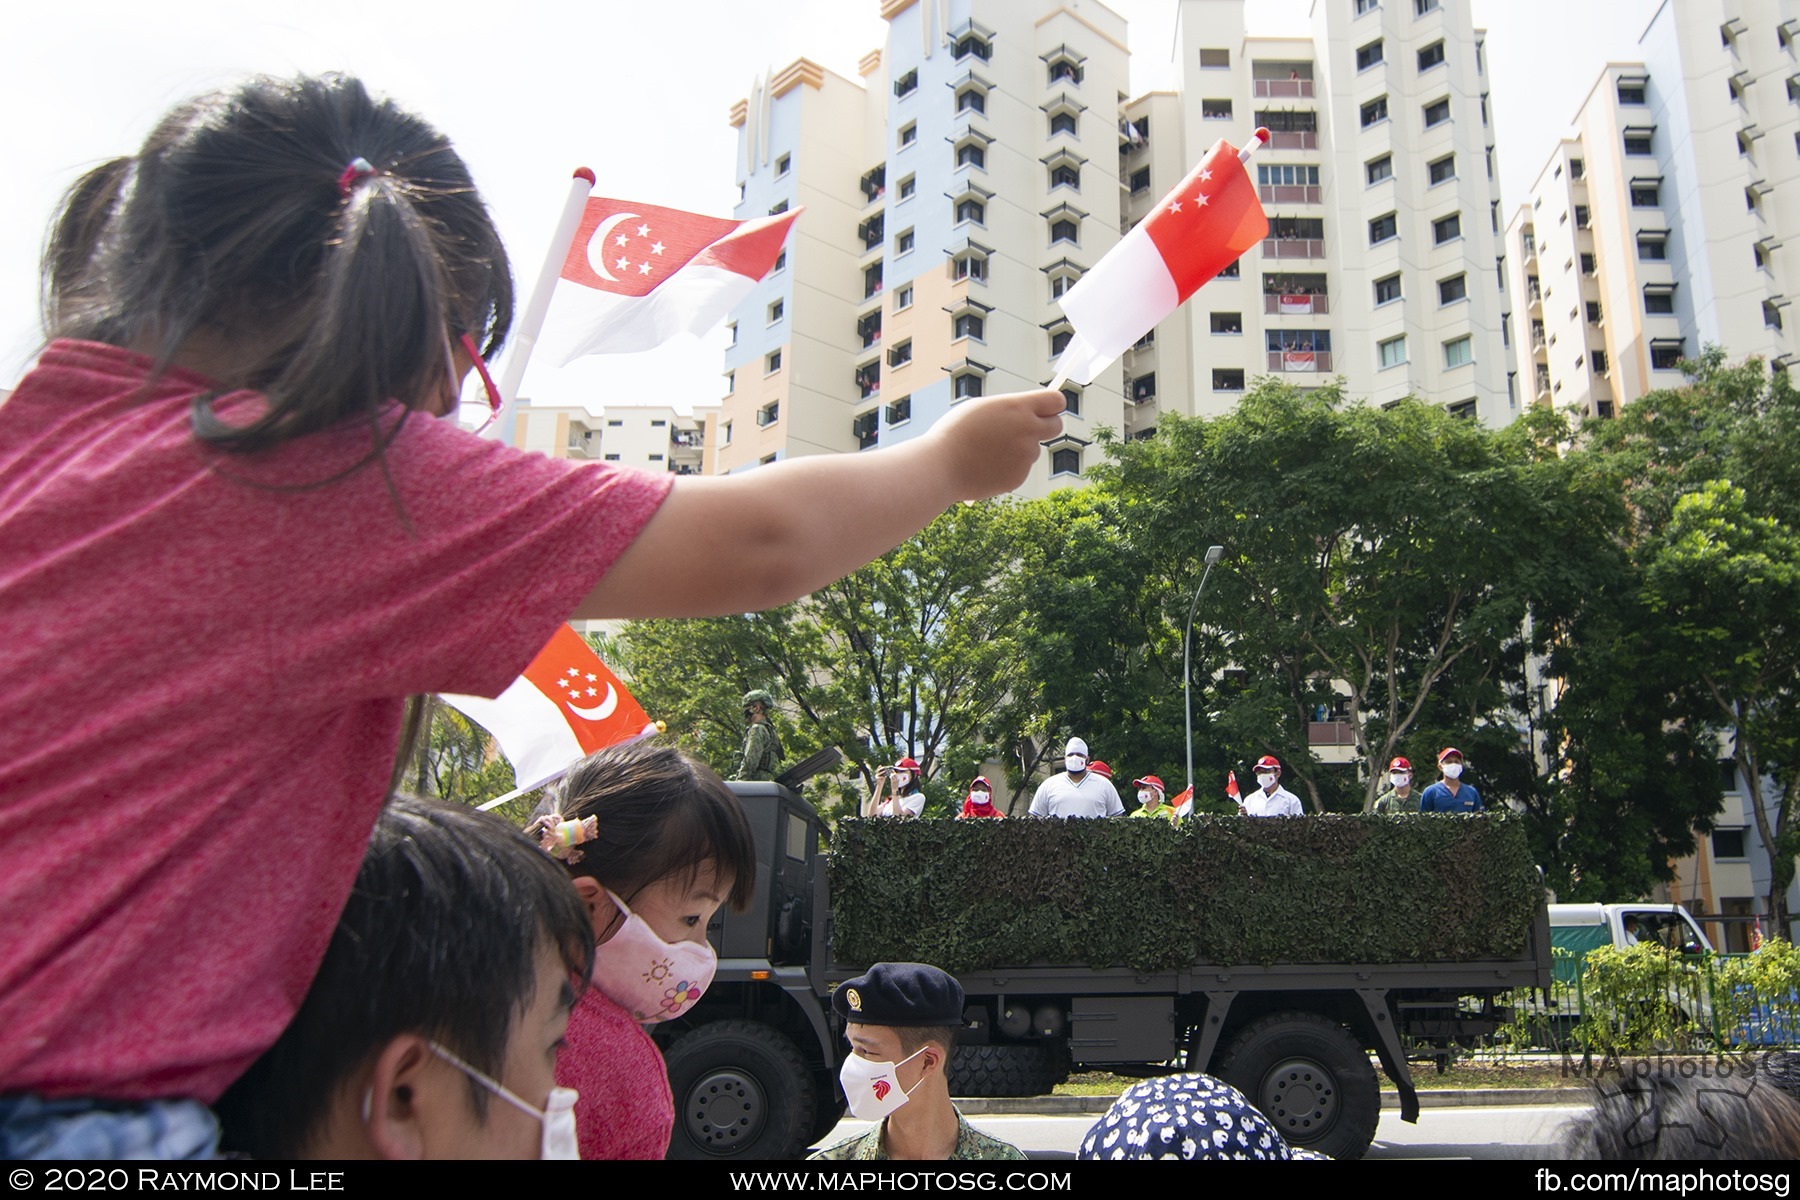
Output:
[829,814,1540,972]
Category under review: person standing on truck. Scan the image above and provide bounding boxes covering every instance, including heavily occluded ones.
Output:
[865,757,927,818]
[811,963,1026,1162]
[737,690,783,781]
[1028,737,1125,818]
[1243,755,1305,816]
[1419,747,1483,812]
[957,775,1005,819]
[1373,756,1420,814]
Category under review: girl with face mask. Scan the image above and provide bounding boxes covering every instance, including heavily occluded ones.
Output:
[865,757,927,818]
[525,743,756,1160]
[957,775,1004,819]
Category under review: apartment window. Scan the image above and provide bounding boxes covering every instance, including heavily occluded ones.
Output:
[887,339,912,367]
[1131,372,1158,401]
[954,33,991,61]
[1570,157,1585,179]
[727,321,737,346]
[898,122,917,148]
[1444,335,1473,367]
[864,263,883,298]
[1379,334,1408,368]
[1049,111,1079,138]
[765,350,782,374]
[1049,163,1081,190]
[1618,81,1647,105]
[952,251,988,282]
[1438,273,1467,304]
[853,410,879,450]
[1210,312,1243,334]
[1432,212,1462,244]
[1199,48,1230,69]
[1767,300,1786,330]
[896,284,913,310]
[1050,326,1073,356]
[957,142,987,170]
[896,228,915,255]
[1713,828,1749,860]
[721,420,732,445]
[1374,272,1402,305]
[1050,218,1079,245]
[1574,205,1590,228]
[757,400,780,427]
[1592,349,1609,375]
[1423,97,1451,128]
[773,252,787,275]
[603,453,620,461]
[1213,368,1246,391]
[1370,212,1399,244]
[1357,40,1384,71]
[956,87,986,115]
[1050,270,1081,299]
[1580,252,1596,275]
[1446,399,1476,420]
[725,370,735,394]
[1624,129,1654,155]
[1651,340,1685,369]
[1366,154,1393,185]
[1051,447,1081,476]
[886,395,912,425]
[1048,56,1084,85]
[1060,386,1081,415]
[775,153,790,177]
[1219,260,1241,278]
[1201,99,1233,120]
[1130,166,1152,193]
[1644,286,1676,315]
[956,197,986,225]
[767,299,784,324]
[1428,153,1455,184]
[1587,300,1603,324]
[895,69,918,98]
[898,175,916,201]
[1361,95,1389,127]
[1415,0,1440,13]
[1418,40,1446,71]
[607,418,624,427]
[1356,0,1379,13]
[953,372,985,399]
[1631,182,1661,208]
[769,200,789,215]
[953,311,986,340]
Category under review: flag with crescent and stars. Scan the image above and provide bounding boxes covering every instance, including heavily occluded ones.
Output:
[1053,133,1269,386]
[535,196,802,364]
[440,623,657,793]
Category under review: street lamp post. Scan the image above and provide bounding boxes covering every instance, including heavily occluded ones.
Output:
[1184,545,1226,798]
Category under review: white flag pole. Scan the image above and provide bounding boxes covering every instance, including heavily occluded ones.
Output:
[484,167,597,443]
[475,765,574,812]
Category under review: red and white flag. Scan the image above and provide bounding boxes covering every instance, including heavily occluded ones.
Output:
[440,624,657,794]
[1054,134,1270,385]
[1226,770,1241,803]
[536,197,801,364]
[1279,294,1313,315]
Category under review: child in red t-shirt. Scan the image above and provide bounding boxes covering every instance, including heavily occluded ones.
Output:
[0,72,1064,1158]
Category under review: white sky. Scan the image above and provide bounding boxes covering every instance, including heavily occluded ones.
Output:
[1,0,1658,413]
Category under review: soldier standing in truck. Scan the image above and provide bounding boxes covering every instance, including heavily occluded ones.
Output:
[737,689,783,782]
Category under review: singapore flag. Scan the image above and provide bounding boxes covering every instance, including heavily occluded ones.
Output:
[535,197,802,364]
[441,624,657,793]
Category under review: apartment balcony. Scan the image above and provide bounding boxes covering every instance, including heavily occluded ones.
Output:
[1253,79,1315,99]
[1307,721,1355,747]
[1264,293,1329,315]
[1264,130,1318,152]
[1258,184,1320,205]
[1261,237,1326,260]
[1267,350,1332,372]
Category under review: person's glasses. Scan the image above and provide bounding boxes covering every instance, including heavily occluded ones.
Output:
[456,333,504,436]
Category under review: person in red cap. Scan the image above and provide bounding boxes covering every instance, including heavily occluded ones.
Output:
[1374,756,1420,814]
[865,757,927,818]
[1420,748,1482,812]
[957,775,1005,819]
[1128,775,1179,824]
[1243,755,1304,817]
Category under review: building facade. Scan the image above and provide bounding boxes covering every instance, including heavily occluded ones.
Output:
[513,403,711,475]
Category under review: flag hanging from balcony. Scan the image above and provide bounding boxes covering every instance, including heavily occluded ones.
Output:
[536,197,802,364]
[440,624,658,796]
[1052,132,1270,387]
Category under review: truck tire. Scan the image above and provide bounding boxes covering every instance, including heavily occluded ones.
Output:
[947,1042,1070,1097]
[1214,1012,1380,1161]
[664,1020,819,1159]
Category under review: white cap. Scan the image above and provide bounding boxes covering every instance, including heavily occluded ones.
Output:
[1065,736,1088,758]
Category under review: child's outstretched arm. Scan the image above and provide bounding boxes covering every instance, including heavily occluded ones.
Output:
[576,389,1064,618]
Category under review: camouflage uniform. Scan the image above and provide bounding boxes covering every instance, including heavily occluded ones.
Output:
[737,689,783,781]
[1373,786,1420,815]
[810,1111,1028,1161]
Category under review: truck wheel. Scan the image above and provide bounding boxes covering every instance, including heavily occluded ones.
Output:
[947,1042,1071,1097]
[1214,1012,1380,1161]
[664,1020,819,1160]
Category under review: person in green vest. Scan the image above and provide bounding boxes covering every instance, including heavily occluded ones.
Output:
[1129,774,1181,825]
[736,689,783,781]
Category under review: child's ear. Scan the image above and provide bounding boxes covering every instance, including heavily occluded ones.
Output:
[570,875,608,937]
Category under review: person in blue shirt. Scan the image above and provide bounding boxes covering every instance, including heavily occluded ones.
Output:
[1419,747,1483,812]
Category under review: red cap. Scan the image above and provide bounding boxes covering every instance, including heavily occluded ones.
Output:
[1088,761,1113,778]
[1437,747,1463,764]
[969,775,991,792]
[1389,757,1412,772]
[1133,775,1166,793]
[1255,755,1281,771]
[894,757,921,771]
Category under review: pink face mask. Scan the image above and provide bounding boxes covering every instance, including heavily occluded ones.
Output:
[591,890,717,1023]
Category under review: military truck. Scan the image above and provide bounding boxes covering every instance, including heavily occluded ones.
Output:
[652,780,1552,1161]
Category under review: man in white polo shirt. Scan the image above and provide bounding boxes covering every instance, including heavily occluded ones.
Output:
[1242,755,1305,817]
[1028,737,1125,818]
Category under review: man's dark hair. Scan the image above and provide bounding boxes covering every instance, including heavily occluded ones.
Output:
[1559,1068,1800,1159]
[214,796,593,1158]
[896,1025,962,1058]
[531,741,757,911]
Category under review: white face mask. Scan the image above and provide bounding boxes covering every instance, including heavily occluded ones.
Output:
[1066,755,1087,774]
[893,771,912,789]
[970,790,991,804]
[1390,772,1411,788]
[1256,772,1277,790]
[592,890,717,1023]
[1442,762,1464,779]
[1138,789,1157,806]
[839,1045,928,1121]
[426,1042,581,1160]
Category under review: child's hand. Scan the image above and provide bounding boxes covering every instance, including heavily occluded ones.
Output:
[926,389,1066,500]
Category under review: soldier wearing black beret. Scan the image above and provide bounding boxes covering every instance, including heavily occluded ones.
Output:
[811,963,1026,1161]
